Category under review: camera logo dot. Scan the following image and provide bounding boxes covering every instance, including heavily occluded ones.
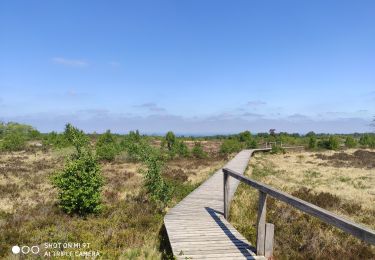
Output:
[12,245,20,254]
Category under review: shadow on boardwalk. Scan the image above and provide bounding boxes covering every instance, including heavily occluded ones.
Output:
[205,207,257,258]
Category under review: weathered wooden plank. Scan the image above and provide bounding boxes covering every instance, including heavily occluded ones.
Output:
[256,191,267,255]
[264,223,274,258]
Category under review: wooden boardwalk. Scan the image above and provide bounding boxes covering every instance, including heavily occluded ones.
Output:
[164,150,267,259]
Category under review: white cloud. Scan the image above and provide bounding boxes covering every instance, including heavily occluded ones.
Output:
[2,108,373,134]
[52,57,89,67]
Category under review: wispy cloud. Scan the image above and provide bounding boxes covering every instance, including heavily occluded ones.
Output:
[241,112,264,118]
[134,102,166,112]
[52,57,89,67]
[247,100,267,106]
[288,113,310,120]
[3,111,372,134]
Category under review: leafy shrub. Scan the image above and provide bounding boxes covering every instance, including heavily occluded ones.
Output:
[220,139,243,154]
[52,151,103,215]
[43,131,70,148]
[238,131,252,142]
[1,132,26,151]
[52,124,103,216]
[142,156,172,205]
[120,131,152,162]
[328,136,340,150]
[317,136,340,150]
[270,145,285,154]
[359,134,375,148]
[165,131,176,151]
[245,139,258,149]
[308,136,317,149]
[191,142,207,159]
[173,140,190,157]
[345,136,357,148]
[64,123,89,155]
[96,130,119,161]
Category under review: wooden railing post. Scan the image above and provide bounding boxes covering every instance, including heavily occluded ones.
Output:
[265,223,274,258]
[256,191,267,255]
[223,169,229,219]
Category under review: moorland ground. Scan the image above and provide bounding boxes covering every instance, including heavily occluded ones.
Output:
[0,142,227,259]
[231,149,375,259]
[1,125,375,259]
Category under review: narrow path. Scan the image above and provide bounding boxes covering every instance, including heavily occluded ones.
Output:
[164,149,269,259]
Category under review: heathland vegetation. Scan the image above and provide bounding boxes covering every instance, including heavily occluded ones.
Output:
[0,121,374,258]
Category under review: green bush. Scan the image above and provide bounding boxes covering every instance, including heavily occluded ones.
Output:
[120,131,152,162]
[220,139,243,154]
[245,139,258,149]
[96,130,119,161]
[52,151,103,215]
[165,131,176,151]
[359,134,375,148]
[308,136,317,149]
[238,131,252,142]
[52,124,103,216]
[173,140,190,157]
[64,123,89,155]
[345,136,357,148]
[270,145,285,154]
[142,156,172,205]
[328,136,340,150]
[192,142,207,159]
[43,131,70,148]
[1,132,26,151]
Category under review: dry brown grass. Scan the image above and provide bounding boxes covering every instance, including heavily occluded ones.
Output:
[0,146,225,259]
[230,149,375,259]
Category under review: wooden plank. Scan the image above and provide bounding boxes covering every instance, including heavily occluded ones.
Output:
[224,170,229,219]
[264,223,274,258]
[256,191,267,255]
[223,168,375,245]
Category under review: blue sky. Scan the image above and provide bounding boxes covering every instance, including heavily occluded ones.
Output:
[1,0,374,134]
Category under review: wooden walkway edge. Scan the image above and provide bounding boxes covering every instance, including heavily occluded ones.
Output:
[164,149,269,259]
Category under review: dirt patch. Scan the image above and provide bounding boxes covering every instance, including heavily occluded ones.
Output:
[315,150,375,169]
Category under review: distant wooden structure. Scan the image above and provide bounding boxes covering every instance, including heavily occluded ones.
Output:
[164,149,375,259]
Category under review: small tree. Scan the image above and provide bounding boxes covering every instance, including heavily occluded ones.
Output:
[308,136,317,149]
[345,136,357,148]
[64,123,89,156]
[328,136,340,150]
[96,130,119,161]
[238,131,252,142]
[142,155,172,205]
[165,131,176,151]
[52,124,103,216]
[173,140,190,157]
[220,139,243,154]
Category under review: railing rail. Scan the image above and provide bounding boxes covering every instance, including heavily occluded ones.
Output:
[223,168,375,257]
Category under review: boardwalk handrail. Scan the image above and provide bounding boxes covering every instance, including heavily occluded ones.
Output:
[223,167,375,256]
